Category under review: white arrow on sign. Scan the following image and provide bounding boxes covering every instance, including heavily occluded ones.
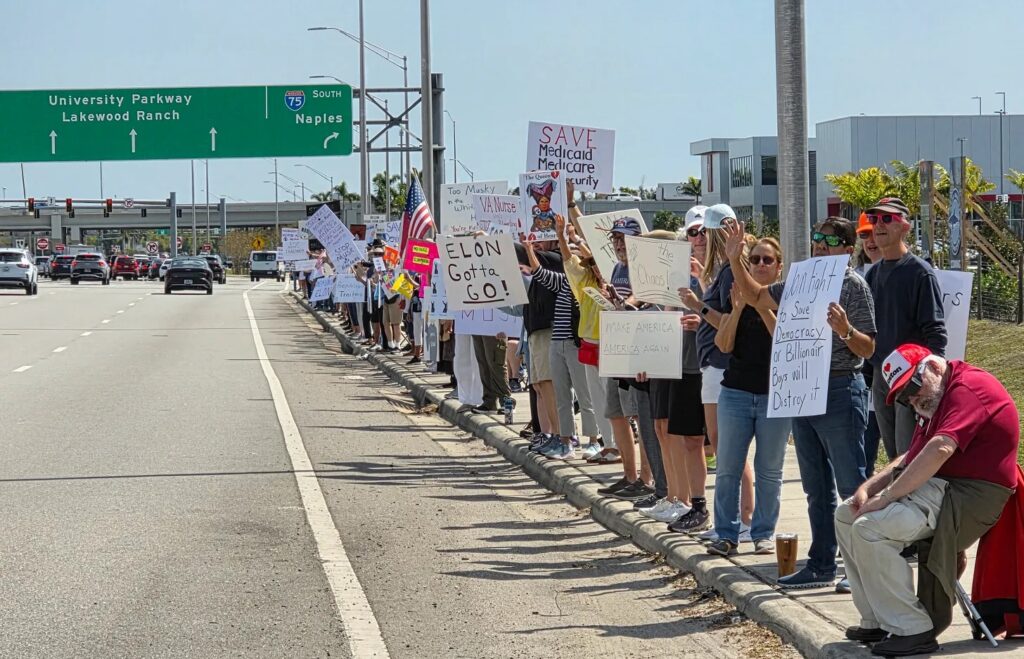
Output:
[129,129,137,153]
[49,130,57,155]
[323,132,339,150]
[210,127,217,152]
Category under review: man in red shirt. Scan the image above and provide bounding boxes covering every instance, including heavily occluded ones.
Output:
[834,343,1018,656]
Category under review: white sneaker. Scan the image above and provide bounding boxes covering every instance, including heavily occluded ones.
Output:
[648,500,691,523]
[638,498,670,517]
[699,528,719,541]
[739,523,752,543]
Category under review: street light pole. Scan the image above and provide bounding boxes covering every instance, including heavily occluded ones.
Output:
[205,160,210,242]
[358,0,370,214]
[296,164,333,195]
[274,158,280,239]
[420,0,434,208]
[444,109,457,184]
[997,91,1007,196]
[190,160,197,254]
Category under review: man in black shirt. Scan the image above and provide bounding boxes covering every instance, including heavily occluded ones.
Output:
[863,197,946,458]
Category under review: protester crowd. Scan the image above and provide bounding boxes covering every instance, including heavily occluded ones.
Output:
[298,186,1023,657]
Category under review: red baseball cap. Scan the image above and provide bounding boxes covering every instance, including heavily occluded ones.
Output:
[882,343,933,405]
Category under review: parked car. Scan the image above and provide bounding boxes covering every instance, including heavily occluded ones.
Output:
[111,256,140,280]
[50,255,76,280]
[35,255,51,277]
[158,259,173,281]
[200,254,227,284]
[0,248,39,295]
[603,193,642,202]
[135,257,151,278]
[164,257,213,295]
[249,250,282,282]
[147,258,164,279]
[69,253,110,285]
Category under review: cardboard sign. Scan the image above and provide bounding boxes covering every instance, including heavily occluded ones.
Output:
[424,319,440,372]
[768,255,848,418]
[934,269,974,362]
[383,245,400,267]
[598,311,684,379]
[309,275,336,302]
[527,121,615,193]
[472,194,526,237]
[519,170,567,242]
[583,286,616,311]
[625,236,692,306]
[281,227,303,243]
[373,256,386,273]
[575,209,649,280]
[365,217,401,247]
[280,239,309,263]
[292,259,316,272]
[439,234,529,311]
[439,180,509,234]
[425,258,454,320]
[453,308,524,336]
[404,239,438,273]
[392,272,415,299]
[333,274,365,303]
[305,205,362,269]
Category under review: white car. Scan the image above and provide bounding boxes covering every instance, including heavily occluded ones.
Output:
[249,250,283,282]
[604,193,642,202]
[0,248,39,295]
[158,259,174,281]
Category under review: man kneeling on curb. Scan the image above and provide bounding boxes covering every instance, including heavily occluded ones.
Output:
[836,343,1019,656]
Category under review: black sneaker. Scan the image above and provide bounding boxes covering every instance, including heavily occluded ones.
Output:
[632,493,659,510]
[611,480,655,501]
[869,631,937,656]
[596,477,633,496]
[668,507,710,533]
[407,357,421,365]
[707,538,738,557]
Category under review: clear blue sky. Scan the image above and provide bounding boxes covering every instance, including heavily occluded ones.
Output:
[2,0,1021,205]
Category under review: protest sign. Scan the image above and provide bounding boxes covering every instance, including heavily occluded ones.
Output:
[768,255,848,418]
[332,274,365,303]
[519,170,567,242]
[280,239,309,262]
[472,194,526,237]
[526,121,615,193]
[425,258,454,320]
[934,269,974,361]
[598,311,684,379]
[383,245,400,267]
[309,275,336,302]
[439,234,528,311]
[424,319,440,373]
[365,217,402,247]
[404,239,438,273]
[305,205,362,269]
[352,240,367,257]
[575,209,649,280]
[583,286,616,311]
[281,228,303,243]
[292,258,316,272]
[453,308,524,337]
[439,180,508,234]
[392,272,415,298]
[373,256,386,273]
[625,236,692,306]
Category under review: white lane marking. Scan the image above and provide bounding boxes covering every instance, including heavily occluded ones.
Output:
[81,331,92,337]
[53,346,67,353]
[128,303,135,307]
[242,284,390,658]
[13,365,31,373]
[101,319,110,324]
[116,310,125,314]
[9,302,17,306]
[49,292,55,295]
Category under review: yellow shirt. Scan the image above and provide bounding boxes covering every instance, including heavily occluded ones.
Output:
[563,255,602,341]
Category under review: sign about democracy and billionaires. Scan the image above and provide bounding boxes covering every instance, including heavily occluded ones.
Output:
[526,121,615,193]
[439,234,528,311]
[768,255,847,418]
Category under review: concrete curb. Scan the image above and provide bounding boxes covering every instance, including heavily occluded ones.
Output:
[290,293,871,659]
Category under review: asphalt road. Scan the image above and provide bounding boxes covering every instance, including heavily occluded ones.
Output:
[0,277,798,658]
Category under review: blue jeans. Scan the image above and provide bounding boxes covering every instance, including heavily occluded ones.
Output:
[863,411,881,478]
[792,374,868,575]
[714,387,792,543]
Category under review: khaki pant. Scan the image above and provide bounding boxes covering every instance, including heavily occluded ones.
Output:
[835,478,947,636]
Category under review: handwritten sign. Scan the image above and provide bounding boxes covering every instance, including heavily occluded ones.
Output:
[372,256,386,273]
[403,239,438,273]
[453,308,524,337]
[519,170,567,242]
[934,269,974,361]
[305,204,362,269]
[309,275,336,302]
[365,218,402,247]
[527,121,615,193]
[424,319,439,372]
[439,180,508,234]
[280,238,309,262]
[333,274,365,303]
[576,209,649,280]
[439,234,528,311]
[625,236,692,306]
[472,194,526,237]
[768,255,847,418]
[383,245,400,267]
[281,227,303,243]
[583,286,616,311]
[292,258,316,272]
[598,311,684,379]
[424,258,452,319]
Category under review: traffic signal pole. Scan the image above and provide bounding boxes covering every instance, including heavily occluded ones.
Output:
[169,192,178,258]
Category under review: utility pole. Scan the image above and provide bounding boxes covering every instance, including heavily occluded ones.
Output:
[274,158,280,240]
[774,0,810,267]
[170,192,178,258]
[358,0,370,213]
[997,91,1007,196]
[190,160,197,254]
[420,0,434,209]
[205,160,211,242]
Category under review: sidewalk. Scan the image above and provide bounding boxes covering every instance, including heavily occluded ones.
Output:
[292,295,1011,659]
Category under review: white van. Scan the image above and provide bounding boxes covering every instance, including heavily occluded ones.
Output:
[249,250,282,282]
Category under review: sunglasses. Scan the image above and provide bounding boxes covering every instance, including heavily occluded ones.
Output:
[867,213,903,225]
[686,227,706,238]
[895,364,928,407]
[749,255,776,266]
[811,232,844,247]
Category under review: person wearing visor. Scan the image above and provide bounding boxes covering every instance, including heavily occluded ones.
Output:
[863,197,946,460]
[834,344,1018,657]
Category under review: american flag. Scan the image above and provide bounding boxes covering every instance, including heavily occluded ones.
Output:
[400,175,435,252]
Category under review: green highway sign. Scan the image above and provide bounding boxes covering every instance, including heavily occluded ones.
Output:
[0,84,353,162]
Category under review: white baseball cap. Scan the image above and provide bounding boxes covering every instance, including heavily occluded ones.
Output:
[684,205,708,231]
[702,203,736,229]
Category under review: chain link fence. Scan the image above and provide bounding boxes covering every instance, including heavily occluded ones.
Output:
[974,257,1024,323]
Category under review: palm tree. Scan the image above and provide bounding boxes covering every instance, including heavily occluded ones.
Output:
[824,167,891,215]
[680,176,702,204]
[774,0,810,264]
[312,181,360,203]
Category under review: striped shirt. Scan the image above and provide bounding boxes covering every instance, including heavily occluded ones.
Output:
[532,267,577,342]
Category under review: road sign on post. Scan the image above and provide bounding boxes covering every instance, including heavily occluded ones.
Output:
[251,236,266,250]
[146,241,159,255]
[36,237,50,251]
[0,84,353,162]
[55,243,66,253]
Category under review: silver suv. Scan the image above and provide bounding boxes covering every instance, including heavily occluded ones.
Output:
[0,248,39,295]
[70,252,111,285]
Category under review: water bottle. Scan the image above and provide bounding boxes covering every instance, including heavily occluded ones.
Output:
[503,396,515,425]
